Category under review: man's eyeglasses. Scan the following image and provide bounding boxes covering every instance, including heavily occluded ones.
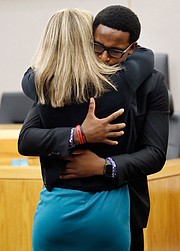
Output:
[92,42,132,59]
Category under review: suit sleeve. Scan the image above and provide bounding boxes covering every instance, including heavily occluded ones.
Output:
[121,45,154,91]
[22,46,154,102]
[112,72,169,186]
[19,47,155,160]
[21,68,38,102]
[18,104,72,157]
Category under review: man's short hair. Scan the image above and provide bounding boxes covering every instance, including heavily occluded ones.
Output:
[93,5,141,43]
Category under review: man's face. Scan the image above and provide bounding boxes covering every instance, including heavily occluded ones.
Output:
[94,24,136,66]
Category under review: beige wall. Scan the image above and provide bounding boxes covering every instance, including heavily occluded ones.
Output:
[131,0,180,111]
[0,0,180,110]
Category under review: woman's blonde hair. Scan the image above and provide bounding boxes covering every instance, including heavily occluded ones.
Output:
[32,8,121,107]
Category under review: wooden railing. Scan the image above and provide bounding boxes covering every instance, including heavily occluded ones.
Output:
[0,124,42,251]
[1,124,180,251]
[0,165,42,251]
[144,158,180,251]
[0,124,39,164]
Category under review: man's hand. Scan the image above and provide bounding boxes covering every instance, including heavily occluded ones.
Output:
[80,98,125,145]
[60,149,105,179]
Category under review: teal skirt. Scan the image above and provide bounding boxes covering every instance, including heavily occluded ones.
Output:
[32,186,130,251]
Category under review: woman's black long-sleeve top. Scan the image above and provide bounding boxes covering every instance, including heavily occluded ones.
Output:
[18,47,169,228]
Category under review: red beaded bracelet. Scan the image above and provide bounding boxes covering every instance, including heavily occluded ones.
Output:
[76,125,87,144]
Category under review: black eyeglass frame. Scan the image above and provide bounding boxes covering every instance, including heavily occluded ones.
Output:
[92,41,133,59]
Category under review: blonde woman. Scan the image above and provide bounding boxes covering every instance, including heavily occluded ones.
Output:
[19,9,131,251]
[18,7,159,251]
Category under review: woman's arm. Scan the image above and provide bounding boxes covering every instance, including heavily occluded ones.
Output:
[18,99,125,157]
[18,104,71,157]
[21,67,37,102]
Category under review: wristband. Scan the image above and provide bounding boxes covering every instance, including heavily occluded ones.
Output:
[104,157,118,178]
[80,125,87,142]
[76,125,87,144]
[69,128,76,148]
[108,157,118,178]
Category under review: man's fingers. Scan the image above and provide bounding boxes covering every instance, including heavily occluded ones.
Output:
[103,139,119,145]
[109,123,126,131]
[105,108,124,122]
[87,97,96,117]
[72,149,87,155]
[107,130,125,138]
[102,130,125,145]
[60,174,76,179]
[61,156,72,161]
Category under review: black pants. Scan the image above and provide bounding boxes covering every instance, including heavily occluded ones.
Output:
[130,228,144,251]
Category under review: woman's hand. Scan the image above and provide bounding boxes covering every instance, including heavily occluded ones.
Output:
[80,97,125,145]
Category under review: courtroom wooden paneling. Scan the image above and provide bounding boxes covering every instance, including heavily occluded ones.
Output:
[0,166,42,251]
[0,124,22,130]
[1,125,180,251]
[0,125,42,251]
[0,157,39,166]
[0,125,39,163]
[0,126,24,158]
[144,159,180,251]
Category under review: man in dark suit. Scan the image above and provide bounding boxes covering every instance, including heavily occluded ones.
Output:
[59,6,169,250]
[19,5,169,251]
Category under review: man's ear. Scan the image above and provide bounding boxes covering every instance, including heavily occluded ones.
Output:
[128,42,137,55]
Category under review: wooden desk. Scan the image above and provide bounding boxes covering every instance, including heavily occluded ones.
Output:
[0,124,41,251]
[144,158,180,251]
[0,124,22,129]
[0,125,39,164]
[0,165,42,251]
[0,158,180,251]
[0,126,22,157]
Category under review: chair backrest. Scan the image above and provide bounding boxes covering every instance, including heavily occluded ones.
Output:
[154,53,180,159]
[167,111,180,159]
[154,53,170,88]
[0,92,33,123]
[154,53,174,115]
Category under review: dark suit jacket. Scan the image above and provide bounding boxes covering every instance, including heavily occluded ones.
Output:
[18,47,169,228]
